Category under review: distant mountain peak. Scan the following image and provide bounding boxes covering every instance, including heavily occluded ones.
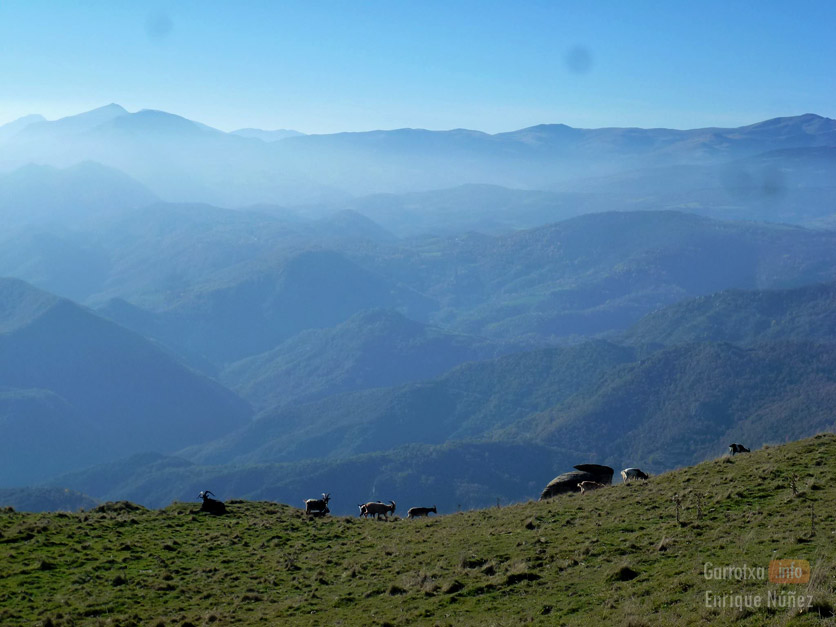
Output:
[21,103,131,135]
[739,113,835,132]
[64,103,128,119]
[99,109,218,136]
[100,103,128,113]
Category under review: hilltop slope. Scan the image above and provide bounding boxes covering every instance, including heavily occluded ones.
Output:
[5,434,835,625]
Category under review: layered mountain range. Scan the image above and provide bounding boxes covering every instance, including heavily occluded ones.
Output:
[1,106,833,213]
[0,106,834,511]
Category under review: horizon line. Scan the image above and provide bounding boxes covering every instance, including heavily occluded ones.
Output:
[1,105,830,138]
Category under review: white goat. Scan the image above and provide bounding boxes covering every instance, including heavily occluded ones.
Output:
[361,500,396,520]
[620,468,649,482]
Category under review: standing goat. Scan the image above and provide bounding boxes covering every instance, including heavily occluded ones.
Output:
[728,443,750,456]
[358,502,377,518]
[304,493,331,517]
[361,500,396,520]
[407,506,437,519]
[621,468,649,482]
[198,490,226,515]
[578,481,606,495]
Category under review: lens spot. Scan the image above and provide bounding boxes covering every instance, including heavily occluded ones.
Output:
[145,12,173,42]
[565,45,593,74]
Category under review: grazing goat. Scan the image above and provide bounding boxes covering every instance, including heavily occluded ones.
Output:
[198,490,226,515]
[407,505,437,519]
[304,493,331,517]
[361,500,396,520]
[728,443,750,456]
[578,481,605,495]
[621,468,649,482]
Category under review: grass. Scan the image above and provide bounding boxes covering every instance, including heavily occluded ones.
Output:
[1,434,835,626]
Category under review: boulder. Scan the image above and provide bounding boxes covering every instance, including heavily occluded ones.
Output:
[540,464,614,500]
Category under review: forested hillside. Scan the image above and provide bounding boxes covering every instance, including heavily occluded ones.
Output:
[0,278,251,485]
[1,109,835,517]
[622,281,836,346]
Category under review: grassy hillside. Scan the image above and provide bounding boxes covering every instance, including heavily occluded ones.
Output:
[3,434,834,626]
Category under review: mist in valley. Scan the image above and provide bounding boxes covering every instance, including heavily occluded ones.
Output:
[1,2,835,519]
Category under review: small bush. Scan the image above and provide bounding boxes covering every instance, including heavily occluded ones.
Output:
[443,580,465,594]
[608,566,639,582]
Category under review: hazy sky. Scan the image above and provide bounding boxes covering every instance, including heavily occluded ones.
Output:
[0,1,833,134]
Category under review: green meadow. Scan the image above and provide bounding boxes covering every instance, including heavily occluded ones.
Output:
[2,434,834,626]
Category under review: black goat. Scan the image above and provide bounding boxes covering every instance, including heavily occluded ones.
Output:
[728,443,751,456]
[198,490,227,515]
[304,493,331,517]
[407,505,437,519]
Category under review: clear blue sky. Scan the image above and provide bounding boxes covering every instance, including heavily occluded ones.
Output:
[0,1,833,133]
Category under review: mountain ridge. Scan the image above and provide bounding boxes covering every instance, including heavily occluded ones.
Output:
[0,278,252,484]
[3,106,833,204]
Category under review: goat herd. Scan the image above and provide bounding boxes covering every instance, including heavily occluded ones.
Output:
[194,443,751,518]
[303,493,437,521]
[195,490,435,520]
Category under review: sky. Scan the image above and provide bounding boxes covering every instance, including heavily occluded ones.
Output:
[0,1,834,134]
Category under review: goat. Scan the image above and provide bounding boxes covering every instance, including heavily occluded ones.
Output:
[621,468,649,482]
[304,493,331,517]
[407,505,437,519]
[361,500,396,520]
[578,481,605,495]
[358,501,381,518]
[728,443,750,456]
[198,490,226,515]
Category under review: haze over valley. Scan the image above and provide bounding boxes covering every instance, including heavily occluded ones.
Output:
[0,102,833,515]
[4,4,836,624]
